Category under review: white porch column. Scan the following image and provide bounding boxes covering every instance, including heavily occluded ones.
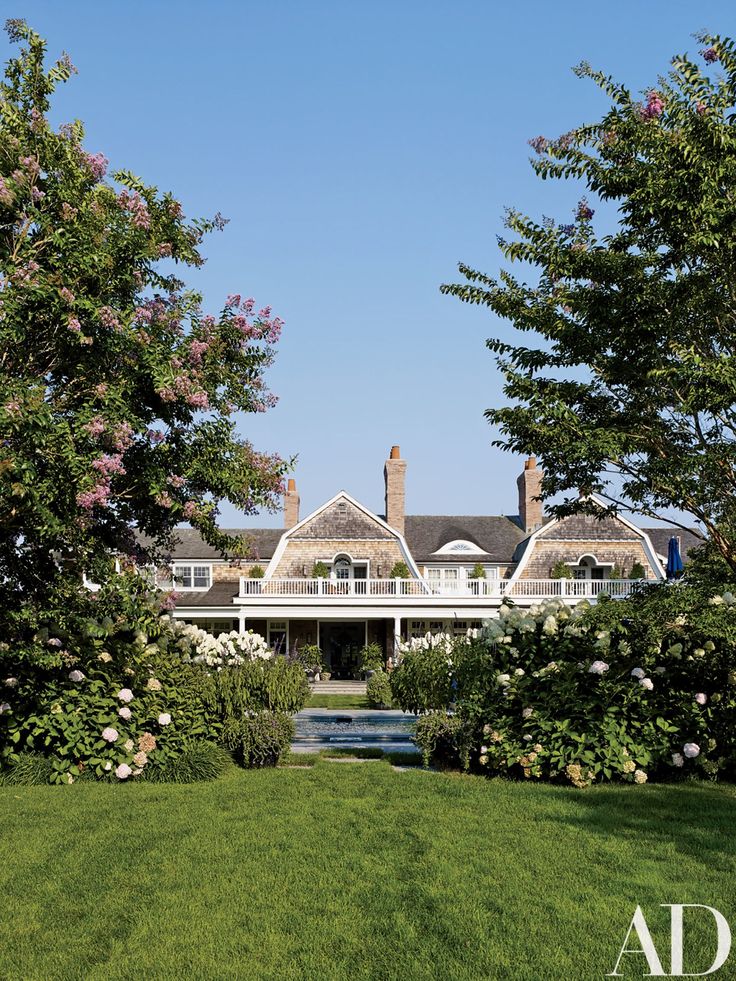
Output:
[238,610,247,635]
[392,616,401,666]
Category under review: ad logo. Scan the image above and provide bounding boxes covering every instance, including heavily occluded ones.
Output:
[608,905,731,977]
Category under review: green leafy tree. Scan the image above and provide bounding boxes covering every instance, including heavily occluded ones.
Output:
[0,22,289,620]
[629,561,647,580]
[468,563,486,579]
[311,561,329,579]
[442,33,736,570]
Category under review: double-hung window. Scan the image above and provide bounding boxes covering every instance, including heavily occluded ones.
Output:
[173,564,212,590]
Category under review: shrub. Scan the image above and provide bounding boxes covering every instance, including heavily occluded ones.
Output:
[292,644,324,674]
[359,643,384,673]
[248,565,265,579]
[629,562,646,580]
[0,752,55,786]
[205,657,308,717]
[468,563,486,580]
[414,714,469,768]
[389,561,410,579]
[311,562,329,579]
[221,712,294,768]
[390,632,458,713]
[394,589,736,786]
[140,741,231,783]
[550,560,573,579]
[367,670,393,708]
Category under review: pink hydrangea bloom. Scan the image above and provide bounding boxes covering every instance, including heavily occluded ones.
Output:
[695,693,707,705]
[118,706,132,720]
[158,713,171,726]
[102,727,119,743]
[639,677,654,691]
[115,763,132,780]
[117,688,134,704]
[683,742,700,759]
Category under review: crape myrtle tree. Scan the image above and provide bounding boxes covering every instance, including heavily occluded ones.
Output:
[442,32,736,572]
[0,22,289,625]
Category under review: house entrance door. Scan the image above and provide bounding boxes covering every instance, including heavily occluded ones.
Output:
[319,622,366,679]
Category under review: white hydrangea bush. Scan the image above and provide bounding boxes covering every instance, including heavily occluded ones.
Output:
[173,622,273,668]
[393,593,736,786]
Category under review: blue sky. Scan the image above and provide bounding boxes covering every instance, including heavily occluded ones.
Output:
[5,2,732,526]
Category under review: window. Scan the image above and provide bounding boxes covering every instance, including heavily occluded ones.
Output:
[334,557,351,580]
[268,620,288,653]
[172,564,211,590]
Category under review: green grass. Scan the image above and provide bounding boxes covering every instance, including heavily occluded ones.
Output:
[2,769,735,979]
[306,693,372,709]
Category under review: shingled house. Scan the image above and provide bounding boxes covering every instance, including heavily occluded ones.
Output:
[162,448,701,676]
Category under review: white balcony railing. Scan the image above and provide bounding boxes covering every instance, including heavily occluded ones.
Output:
[237,577,645,600]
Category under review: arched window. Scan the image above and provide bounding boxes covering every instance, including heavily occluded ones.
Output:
[333,556,352,580]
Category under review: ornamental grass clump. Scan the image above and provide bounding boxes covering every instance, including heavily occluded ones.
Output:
[391,588,736,787]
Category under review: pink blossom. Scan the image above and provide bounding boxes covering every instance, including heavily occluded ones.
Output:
[68,317,81,333]
[683,742,700,759]
[0,177,13,206]
[61,202,77,221]
[92,453,126,477]
[158,242,172,257]
[118,705,132,720]
[31,186,45,203]
[695,693,707,706]
[94,383,108,398]
[83,152,108,180]
[156,492,173,508]
[167,474,185,488]
[117,189,150,229]
[83,416,105,439]
[160,591,180,611]
[158,713,171,726]
[98,306,120,331]
[183,501,198,519]
[528,135,549,155]
[226,294,241,307]
[112,422,134,452]
[640,91,664,120]
[576,199,595,221]
[115,763,132,780]
[102,727,119,742]
[60,287,75,304]
[696,102,707,116]
[186,391,209,409]
[77,480,111,510]
[188,339,210,365]
[4,399,21,415]
[147,429,165,443]
[117,688,134,703]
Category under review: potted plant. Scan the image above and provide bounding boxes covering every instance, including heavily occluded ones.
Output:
[359,642,384,678]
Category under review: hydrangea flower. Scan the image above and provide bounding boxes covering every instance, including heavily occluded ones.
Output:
[117,688,134,703]
[683,742,700,759]
[0,702,11,714]
[133,751,148,768]
[158,713,171,726]
[68,669,85,683]
[4,677,18,687]
[633,769,648,784]
[103,761,113,771]
[124,739,134,752]
[522,707,533,719]
[671,753,684,767]
[639,678,654,691]
[694,693,707,705]
[98,652,112,663]
[102,727,119,742]
[630,667,645,679]
[115,763,132,780]
[588,660,609,675]
[118,706,132,720]
[146,678,162,691]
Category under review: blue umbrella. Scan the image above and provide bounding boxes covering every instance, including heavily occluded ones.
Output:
[666,536,684,579]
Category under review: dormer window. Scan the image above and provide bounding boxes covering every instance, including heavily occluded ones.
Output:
[173,563,212,590]
[433,539,489,556]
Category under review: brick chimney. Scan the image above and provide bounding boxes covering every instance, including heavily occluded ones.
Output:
[384,445,406,535]
[284,478,300,528]
[517,455,543,534]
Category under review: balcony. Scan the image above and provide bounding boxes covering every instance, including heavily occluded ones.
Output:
[237,577,644,603]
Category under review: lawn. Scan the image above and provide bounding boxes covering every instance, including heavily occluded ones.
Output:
[2,765,735,980]
[306,693,372,708]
